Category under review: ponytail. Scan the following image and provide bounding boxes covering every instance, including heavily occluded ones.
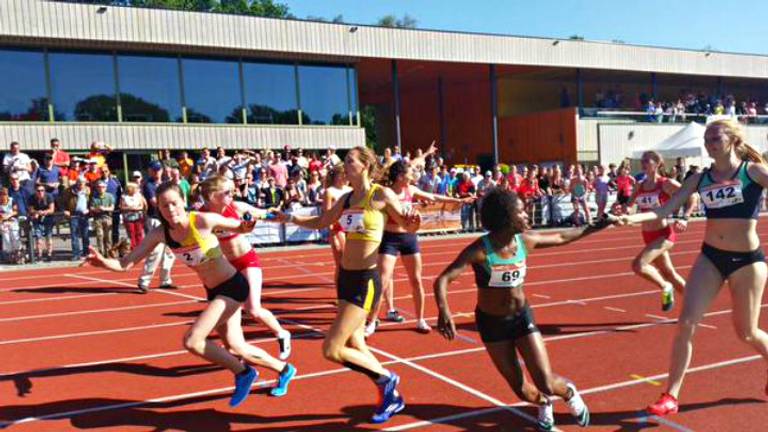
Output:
[737,142,766,164]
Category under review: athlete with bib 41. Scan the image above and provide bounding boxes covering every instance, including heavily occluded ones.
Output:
[619,119,768,417]
[434,188,617,431]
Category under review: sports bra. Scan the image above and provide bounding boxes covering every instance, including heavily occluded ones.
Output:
[385,185,413,229]
[472,234,528,289]
[338,184,386,242]
[163,212,223,267]
[210,203,240,242]
[635,178,670,212]
[697,161,763,219]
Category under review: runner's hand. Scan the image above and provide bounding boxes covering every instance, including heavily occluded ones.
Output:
[437,310,456,341]
[673,219,688,232]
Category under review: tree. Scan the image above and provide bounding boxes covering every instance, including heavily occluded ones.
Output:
[306,14,344,23]
[568,35,584,40]
[376,14,417,29]
[74,95,119,121]
[360,105,377,149]
[121,0,292,18]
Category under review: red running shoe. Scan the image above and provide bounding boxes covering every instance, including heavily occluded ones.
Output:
[647,393,679,416]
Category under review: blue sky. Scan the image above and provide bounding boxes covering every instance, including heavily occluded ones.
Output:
[285,0,768,55]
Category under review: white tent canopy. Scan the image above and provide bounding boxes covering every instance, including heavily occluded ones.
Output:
[632,122,707,159]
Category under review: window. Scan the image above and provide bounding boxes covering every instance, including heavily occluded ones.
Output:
[181,57,242,123]
[0,49,48,121]
[242,61,298,124]
[118,54,182,122]
[348,66,359,125]
[298,64,350,125]
[49,51,118,121]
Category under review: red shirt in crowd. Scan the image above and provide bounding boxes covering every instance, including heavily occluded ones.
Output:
[518,177,541,199]
[507,173,522,192]
[456,180,475,197]
[616,175,635,197]
[308,159,323,173]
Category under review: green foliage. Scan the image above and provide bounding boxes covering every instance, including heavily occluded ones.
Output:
[120,0,291,17]
[360,105,377,149]
[376,14,417,28]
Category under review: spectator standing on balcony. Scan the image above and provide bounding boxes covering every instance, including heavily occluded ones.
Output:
[87,141,112,168]
[90,180,115,256]
[120,181,146,250]
[50,138,71,178]
[37,153,61,200]
[0,187,22,263]
[269,152,288,188]
[2,141,31,186]
[137,161,175,293]
[28,184,55,261]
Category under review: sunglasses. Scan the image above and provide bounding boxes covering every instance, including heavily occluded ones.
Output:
[36,189,45,192]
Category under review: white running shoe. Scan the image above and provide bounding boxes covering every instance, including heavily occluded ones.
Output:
[565,383,590,427]
[277,331,292,360]
[364,319,379,338]
[416,319,431,334]
[537,398,554,431]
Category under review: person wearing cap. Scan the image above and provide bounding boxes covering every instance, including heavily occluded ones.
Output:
[50,138,71,177]
[89,180,115,256]
[138,160,175,292]
[439,168,459,196]
[28,183,55,261]
[120,181,147,249]
[100,164,123,244]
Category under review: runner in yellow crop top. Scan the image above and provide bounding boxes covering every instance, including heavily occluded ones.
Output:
[86,182,297,406]
[273,146,420,424]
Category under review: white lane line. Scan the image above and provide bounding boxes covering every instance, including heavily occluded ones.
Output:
[645,314,669,320]
[65,274,206,301]
[0,300,197,322]
[0,292,116,306]
[0,321,193,345]
[603,306,627,313]
[531,293,551,299]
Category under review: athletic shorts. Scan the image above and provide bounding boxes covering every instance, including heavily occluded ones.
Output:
[701,243,766,279]
[205,271,250,302]
[642,225,677,245]
[617,192,631,205]
[379,231,420,256]
[229,249,261,272]
[475,304,539,343]
[337,267,381,312]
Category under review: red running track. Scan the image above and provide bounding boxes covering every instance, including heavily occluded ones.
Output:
[1,220,767,431]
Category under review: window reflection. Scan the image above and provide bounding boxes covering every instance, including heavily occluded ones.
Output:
[49,51,118,121]
[0,49,49,121]
[181,57,242,123]
[118,54,182,122]
[298,64,350,125]
[243,61,299,124]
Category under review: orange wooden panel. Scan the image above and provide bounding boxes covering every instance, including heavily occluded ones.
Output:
[498,107,578,164]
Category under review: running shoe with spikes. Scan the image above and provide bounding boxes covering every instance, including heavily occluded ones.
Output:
[364,319,379,338]
[565,383,590,427]
[416,319,431,334]
[661,286,675,312]
[537,398,554,432]
[386,309,406,323]
[647,392,679,416]
[372,373,405,424]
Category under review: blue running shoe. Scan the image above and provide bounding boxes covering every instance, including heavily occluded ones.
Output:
[371,373,405,424]
[269,363,297,397]
[230,365,257,408]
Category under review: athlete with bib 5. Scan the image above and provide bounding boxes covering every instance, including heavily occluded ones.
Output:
[435,188,615,431]
[627,150,693,311]
[85,183,296,406]
[619,119,768,416]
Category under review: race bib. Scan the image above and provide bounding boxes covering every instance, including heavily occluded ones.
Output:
[174,246,207,267]
[488,263,526,288]
[636,193,660,210]
[701,181,744,209]
[339,210,365,234]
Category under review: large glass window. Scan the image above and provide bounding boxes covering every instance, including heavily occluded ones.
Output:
[242,61,299,125]
[118,54,182,122]
[0,49,48,121]
[348,66,359,124]
[298,64,350,125]
[181,57,242,123]
[49,51,118,122]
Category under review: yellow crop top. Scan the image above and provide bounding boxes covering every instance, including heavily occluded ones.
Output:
[164,212,223,267]
[338,184,386,242]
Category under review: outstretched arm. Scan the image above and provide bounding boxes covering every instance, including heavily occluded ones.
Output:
[434,241,480,341]
[621,173,701,225]
[85,226,164,271]
[523,217,616,249]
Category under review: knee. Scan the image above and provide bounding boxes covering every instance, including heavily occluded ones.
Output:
[631,257,646,275]
[182,333,206,354]
[322,340,343,363]
[676,319,698,338]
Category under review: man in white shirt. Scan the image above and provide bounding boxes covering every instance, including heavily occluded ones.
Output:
[2,141,32,184]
